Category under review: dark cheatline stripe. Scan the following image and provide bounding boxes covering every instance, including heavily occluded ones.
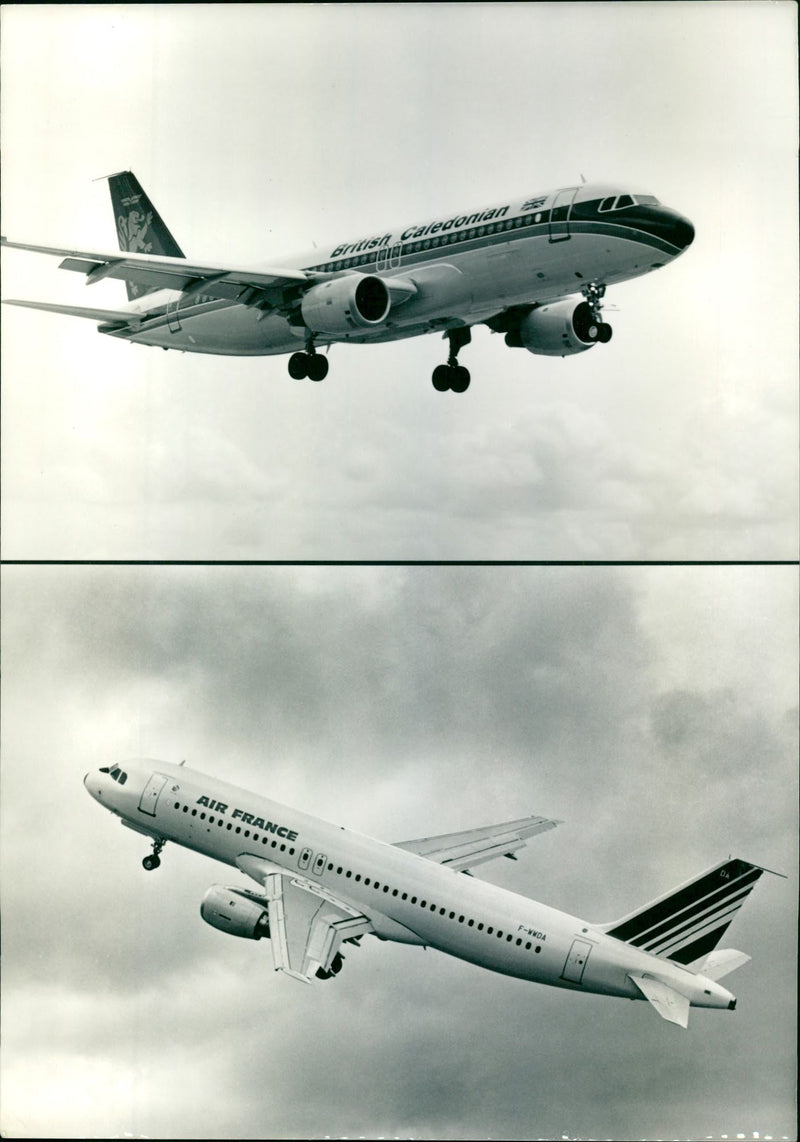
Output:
[667,922,733,965]
[631,877,760,949]
[647,899,745,956]
[606,860,759,943]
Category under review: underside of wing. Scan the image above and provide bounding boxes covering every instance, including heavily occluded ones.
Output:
[394,814,561,872]
[236,854,372,982]
[1,237,319,306]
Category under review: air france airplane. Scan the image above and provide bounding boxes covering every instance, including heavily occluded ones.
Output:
[83,759,777,1027]
[3,171,694,391]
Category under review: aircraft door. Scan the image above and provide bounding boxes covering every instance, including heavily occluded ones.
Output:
[298,847,313,871]
[561,937,592,983]
[376,243,402,272]
[312,853,327,876]
[138,773,168,816]
[548,187,577,242]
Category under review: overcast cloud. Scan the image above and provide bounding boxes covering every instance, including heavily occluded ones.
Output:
[1,565,796,1139]
[1,3,797,559]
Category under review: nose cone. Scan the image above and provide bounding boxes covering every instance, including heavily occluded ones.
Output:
[672,212,695,251]
[83,771,103,802]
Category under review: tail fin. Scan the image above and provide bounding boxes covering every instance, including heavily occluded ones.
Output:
[105,171,184,300]
[602,858,764,966]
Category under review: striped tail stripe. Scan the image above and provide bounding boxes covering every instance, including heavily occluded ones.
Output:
[605,859,764,964]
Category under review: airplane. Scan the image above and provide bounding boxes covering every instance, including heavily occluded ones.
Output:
[83,758,779,1027]
[2,171,694,392]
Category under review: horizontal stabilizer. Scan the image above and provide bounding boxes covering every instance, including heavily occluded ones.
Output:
[692,948,751,981]
[2,298,142,327]
[629,973,690,1028]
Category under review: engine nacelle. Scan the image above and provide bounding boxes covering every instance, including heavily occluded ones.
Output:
[200,885,270,940]
[301,273,391,335]
[508,300,603,357]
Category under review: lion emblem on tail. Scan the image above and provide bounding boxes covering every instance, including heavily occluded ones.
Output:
[117,209,154,253]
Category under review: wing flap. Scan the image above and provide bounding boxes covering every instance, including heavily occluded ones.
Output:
[237,854,372,982]
[395,814,561,872]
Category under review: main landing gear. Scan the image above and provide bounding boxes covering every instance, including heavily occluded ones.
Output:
[432,328,472,393]
[287,334,329,382]
[142,837,165,871]
[582,282,613,343]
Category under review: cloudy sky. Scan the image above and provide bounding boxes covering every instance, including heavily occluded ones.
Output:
[1,3,798,560]
[0,564,797,1140]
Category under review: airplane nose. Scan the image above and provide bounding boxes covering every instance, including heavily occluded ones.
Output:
[673,213,694,250]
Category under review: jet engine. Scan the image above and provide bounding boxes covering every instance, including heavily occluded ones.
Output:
[301,273,392,335]
[506,299,611,357]
[200,885,271,940]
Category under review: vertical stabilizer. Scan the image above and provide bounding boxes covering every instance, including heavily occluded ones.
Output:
[106,171,185,299]
[603,858,764,965]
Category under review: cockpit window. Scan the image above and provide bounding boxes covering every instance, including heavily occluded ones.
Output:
[108,767,128,784]
[615,194,634,209]
[119,771,127,785]
[599,197,615,212]
[99,766,110,774]
[635,194,659,205]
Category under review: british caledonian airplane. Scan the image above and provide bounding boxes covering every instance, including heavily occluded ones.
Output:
[2,171,694,391]
[83,759,778,1027]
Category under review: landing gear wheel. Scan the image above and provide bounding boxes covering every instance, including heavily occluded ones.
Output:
[450,365,471,393]
[142,854,160,871]
[288,352,308,379]
[597,323,613,343]
[306,354,329,382]
[432,364,452,392]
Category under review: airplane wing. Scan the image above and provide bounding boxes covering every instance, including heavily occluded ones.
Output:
[236,854,372,983]
[394,813,561,873]
[1,237,322,305]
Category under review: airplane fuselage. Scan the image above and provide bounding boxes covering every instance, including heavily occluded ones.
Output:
[84,759,735,1017]
[103,183,693,356]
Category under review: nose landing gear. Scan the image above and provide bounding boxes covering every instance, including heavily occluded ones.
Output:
[431,327,472,393]
[143,837,165,871]
[581,282,613,343]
